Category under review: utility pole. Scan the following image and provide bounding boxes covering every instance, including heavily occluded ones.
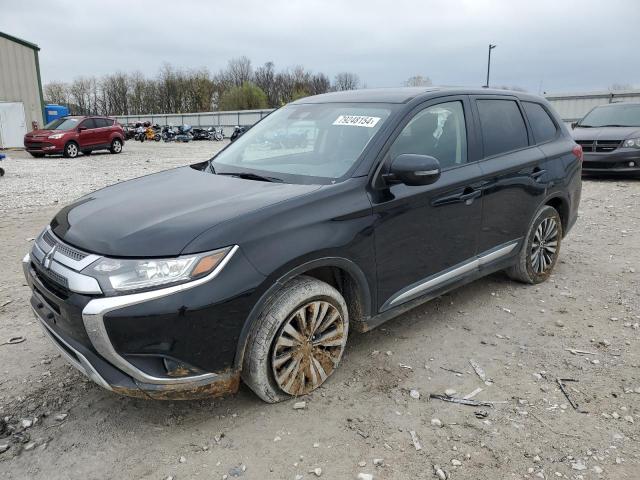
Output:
[485,44,496,88]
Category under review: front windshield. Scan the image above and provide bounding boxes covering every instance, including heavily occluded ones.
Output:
[579,104,640,127]
[44,117,81,130]
[212,103,394,182]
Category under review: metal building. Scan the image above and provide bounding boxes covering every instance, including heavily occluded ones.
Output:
[545,89,640,123]
[0,31,44,148]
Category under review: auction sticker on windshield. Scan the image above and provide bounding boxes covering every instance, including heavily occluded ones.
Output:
[333,115,381,128]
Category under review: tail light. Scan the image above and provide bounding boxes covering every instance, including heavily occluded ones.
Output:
[572,144,583,162]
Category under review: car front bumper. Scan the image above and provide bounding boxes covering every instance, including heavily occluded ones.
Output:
[582,149,640,175]
[22,231,264,400]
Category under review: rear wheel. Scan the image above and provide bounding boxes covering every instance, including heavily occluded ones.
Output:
[506,205,562,284]
[110,138,123,154]
[242,276,349,403]
[29,152,45,158]
[63,142,79,158]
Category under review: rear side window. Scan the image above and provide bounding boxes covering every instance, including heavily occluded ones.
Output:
[523,102,557,144]
[95,118,111,128]
[477,99,529,157]
[79,118,97,129]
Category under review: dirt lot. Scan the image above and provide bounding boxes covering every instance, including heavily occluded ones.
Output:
[0,142,638,480]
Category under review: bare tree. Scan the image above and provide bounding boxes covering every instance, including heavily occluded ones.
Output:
[254,61,278,107]
[43,81,68,105]
[404,75,432,87]
[333,72,360,91]
[226,56,253,87]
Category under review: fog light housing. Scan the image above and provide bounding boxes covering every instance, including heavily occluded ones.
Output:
[630,161,636,167]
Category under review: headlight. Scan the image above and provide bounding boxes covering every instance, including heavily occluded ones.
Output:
[87,246,233,294]
[623,138,640,148]
[48,133,65,139]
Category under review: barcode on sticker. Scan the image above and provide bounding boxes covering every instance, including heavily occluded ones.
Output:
[333,115,381,128]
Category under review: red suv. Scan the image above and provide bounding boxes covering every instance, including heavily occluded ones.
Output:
[24,116,125,158]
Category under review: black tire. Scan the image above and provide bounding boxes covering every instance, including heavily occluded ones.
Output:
[0,167,4,177]
[242,276,349,403]
[29,152,45,158]
[63,142,79,158]
[81,150,92,156]
[506,205,562,284]
[110,138,123,154]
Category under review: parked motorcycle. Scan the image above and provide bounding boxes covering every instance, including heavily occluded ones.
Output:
[0,153,5,177]
[191,127,212,141]
[175,125,193,142]
[211,126,224,141]
[230,125,248,142]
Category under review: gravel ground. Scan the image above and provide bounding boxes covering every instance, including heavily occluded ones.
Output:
[0,142,639,480]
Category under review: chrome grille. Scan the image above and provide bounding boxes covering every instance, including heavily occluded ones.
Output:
[576,140,622,153]
[55,242,88,261]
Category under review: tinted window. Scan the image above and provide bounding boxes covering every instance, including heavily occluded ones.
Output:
[389,101,467,169]
[477,99,529,157]
[523,102,557,144]
[95,118,111,128]
[80,118,97,129]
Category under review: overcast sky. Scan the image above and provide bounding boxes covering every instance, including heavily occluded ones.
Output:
[1,0,638,94]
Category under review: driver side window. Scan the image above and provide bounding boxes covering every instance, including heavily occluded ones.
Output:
[390,101,468,169]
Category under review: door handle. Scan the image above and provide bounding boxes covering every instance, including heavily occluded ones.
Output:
[432,188,481,207]
[531,169,547,182]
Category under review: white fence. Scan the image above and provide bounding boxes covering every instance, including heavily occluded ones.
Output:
[545,89,640,123]
[112,109,275,137]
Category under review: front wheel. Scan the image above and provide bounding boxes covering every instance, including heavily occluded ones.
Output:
[506,205,562,284]
[242,276,349,403]
[63,142,79,158]
[110,138,123,154]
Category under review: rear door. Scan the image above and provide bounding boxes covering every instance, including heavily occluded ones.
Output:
[93,118,112,145]
[471,96,546,252]
[77,118,99,148]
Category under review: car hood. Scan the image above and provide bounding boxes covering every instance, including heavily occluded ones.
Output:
[25,129,63,137]
[572,126,640,141]
[50,166,322,257]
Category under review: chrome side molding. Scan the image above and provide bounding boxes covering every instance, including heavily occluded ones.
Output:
[383,240,519,310]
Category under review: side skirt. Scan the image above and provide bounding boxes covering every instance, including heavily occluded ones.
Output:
[356,240,521,333]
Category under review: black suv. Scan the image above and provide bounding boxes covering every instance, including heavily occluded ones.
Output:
[24,88,582,402]
[572,102,640,176]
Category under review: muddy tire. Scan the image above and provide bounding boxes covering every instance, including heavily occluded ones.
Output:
[506,205,562,284]
[242,276,349,403]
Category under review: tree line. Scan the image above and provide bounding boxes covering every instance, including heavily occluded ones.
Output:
[43,57,363,116]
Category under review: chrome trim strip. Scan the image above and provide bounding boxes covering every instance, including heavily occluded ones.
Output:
[415,169,440,176]
[52,249,101,271]
[82,245,239,385]
[49,260,102,294]
[36,227,100,271]
[385,240,519,309]
[34,307,113,391]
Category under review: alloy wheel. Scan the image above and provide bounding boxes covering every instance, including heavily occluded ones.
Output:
[67,143,78,158]
[113,140,122,153]
[530,217,558,274]
[271,300,346,396]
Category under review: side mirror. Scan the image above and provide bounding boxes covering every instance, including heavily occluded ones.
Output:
[570,122,578,129]
[78,126,87,132]
[383,154,441,186]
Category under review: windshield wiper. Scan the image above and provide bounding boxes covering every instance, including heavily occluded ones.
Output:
[596,124,631,127]
[216,171,283,183]
[576,124,592,128]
